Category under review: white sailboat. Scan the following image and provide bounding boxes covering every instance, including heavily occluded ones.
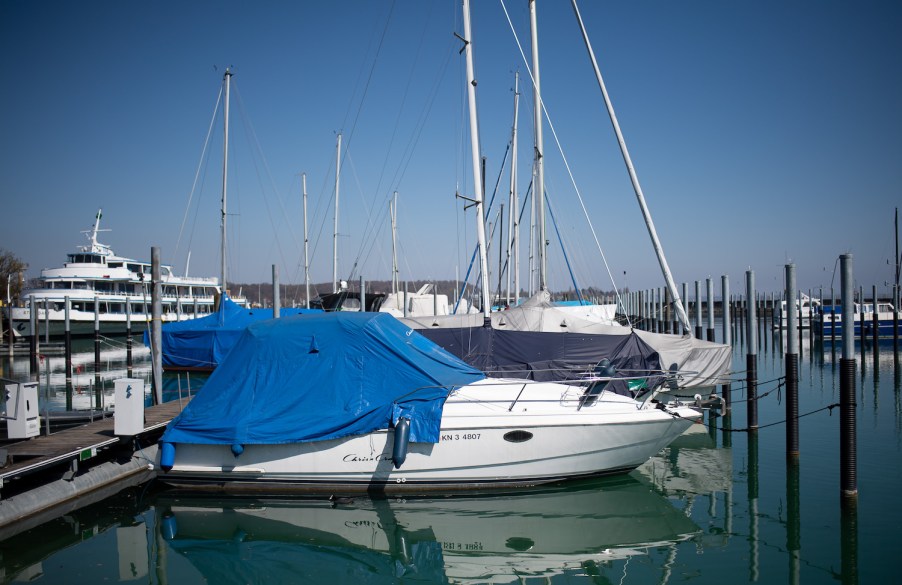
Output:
[402,0,731,392]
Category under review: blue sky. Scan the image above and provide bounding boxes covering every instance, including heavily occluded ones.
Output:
[1,1,900,300]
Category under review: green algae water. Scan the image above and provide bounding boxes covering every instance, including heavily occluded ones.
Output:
[0,325,899,584]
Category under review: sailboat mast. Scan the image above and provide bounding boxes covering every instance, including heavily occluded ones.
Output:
[529,0,547,292]
[528,164,536,297]
[462,0,491,318]
[391,192,399,297]
[511,71,521,306]
[333,133,342,293]
[220,69,232,294]
[571,0,690,330]
[302,172,310,309]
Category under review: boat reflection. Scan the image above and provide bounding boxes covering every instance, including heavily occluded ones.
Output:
[635,421,733,551]
[155,475,699,583]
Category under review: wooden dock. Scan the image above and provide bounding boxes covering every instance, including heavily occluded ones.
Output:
[0,398,188,529]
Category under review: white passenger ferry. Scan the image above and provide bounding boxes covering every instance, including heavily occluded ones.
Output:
[7,210,241,337]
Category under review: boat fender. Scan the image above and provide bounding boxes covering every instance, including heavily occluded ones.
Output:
[231,443,244,457]
[392,417,410,469]
[161,513,178,540]
[160,442,176,472]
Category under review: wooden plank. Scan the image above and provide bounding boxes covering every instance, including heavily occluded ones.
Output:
[0,399,189,482]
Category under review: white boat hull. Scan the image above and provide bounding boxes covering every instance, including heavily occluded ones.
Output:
[159,380,700,493]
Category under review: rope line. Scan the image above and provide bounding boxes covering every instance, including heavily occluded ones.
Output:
[709,402,842,433]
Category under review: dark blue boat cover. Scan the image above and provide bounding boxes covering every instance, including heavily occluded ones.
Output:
[144,295,320,369]
[160,312,486,447]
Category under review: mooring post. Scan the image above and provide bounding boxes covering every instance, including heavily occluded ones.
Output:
[126,300,132,370]
[682,282,690,336]
[894,284,900,358]
[359,275,366,312]
[894,284,899,356]
[65,296,72,410]
[5,299,12,357]
[64,296,71,384]
[706,277,715,342]
[797,289,804,355]
[746,270,758,431]
[28,294,37,377]
[785,264,799,462]
[858,286,865,348]
[808,288,814,348]
[151,247,163,406]
[872,285,879,349]
[840,254,857,500]
[94,305,101,409]
[721,275,732,411]
[655,288,661,332]
[664,287,672,334]
[93,301,100,374]
[695,280,702,339]
[272,264,280,319]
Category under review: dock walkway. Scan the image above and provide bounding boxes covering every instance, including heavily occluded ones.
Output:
[0,399,188,531]
[1,399,185,487]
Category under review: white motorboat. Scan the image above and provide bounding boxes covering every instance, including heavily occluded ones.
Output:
[774,293,820,329]
[7,210,242,338]
[156,312,701,494]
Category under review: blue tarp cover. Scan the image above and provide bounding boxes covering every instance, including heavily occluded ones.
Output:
[160,312,486,447]
[144,295,320,369]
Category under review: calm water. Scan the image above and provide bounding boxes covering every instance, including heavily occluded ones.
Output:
[0,323,899,584]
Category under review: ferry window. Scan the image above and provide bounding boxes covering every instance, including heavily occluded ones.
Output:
[131,304,145,314]
[108,262,122,269]
[127,264,143,274]
[109,303,123,314]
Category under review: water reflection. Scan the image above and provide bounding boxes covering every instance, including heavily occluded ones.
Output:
[0,475,700,584]
[157,476,699,584]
